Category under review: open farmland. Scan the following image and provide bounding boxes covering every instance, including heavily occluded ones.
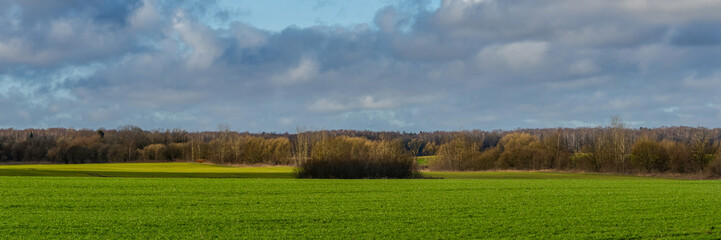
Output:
[0,163,295,178]
[1,164,720,239]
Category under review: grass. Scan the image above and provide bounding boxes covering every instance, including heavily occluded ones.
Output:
[414,155,435,167]
[1,163,720,239]
[0,163,295,178]
[1,176,720,239]
[424,171,654,180]
[0,162,655,179]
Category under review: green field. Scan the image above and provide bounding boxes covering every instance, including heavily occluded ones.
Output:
[414,155,435,167]
[0,163,295,178]
[1,163,720,239]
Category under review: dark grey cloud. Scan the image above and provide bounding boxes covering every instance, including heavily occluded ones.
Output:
[670,22,721,46]
[2,0,721,132]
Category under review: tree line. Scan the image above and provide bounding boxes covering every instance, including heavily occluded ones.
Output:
[2,120,721,178]
[428,119,721,178]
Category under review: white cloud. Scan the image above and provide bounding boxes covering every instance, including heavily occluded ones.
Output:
[271,57,319,85]
[438,0,493,24]
[339,110,413,128]
[308,99,351,112]
[559,120,601,128]
[359,95,398,109]
[129,0,161,31]
[307,95,438,113]
[5,0,721,131]
[277,117,294,126]
[477,41,549,70]
[172,10,225,70]
[661,107,678,113]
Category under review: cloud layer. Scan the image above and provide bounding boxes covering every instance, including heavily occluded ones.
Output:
[2,0,721,131]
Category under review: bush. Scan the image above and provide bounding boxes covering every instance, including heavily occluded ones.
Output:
[661,141,694,173]
[706,156,721,178]
[477,147,501,170]
[140,144,169,161]
[421,142,439,156]
[430,136,493,171]
[264,137,292,165]
[231,136,292,165]
[630,138,669,173]
[496,133,550,170]
[570,152,593,170]
[297,136,417,179]
[690,137,717,170]
[166,143,187,160]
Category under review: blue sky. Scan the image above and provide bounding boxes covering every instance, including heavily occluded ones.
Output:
[203,0,441,31]
[1,0,721,132]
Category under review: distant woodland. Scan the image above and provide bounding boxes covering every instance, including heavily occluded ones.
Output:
[2,119,721,178]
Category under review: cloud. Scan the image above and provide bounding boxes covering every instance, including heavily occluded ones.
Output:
[568,59,599,76]
[476,41,549,70]
[277,117,294,126]
[308,95,439,113]
[172,10,226,70]
[308,99,351,113]
[271,56,319,85]
[682,72,721,89]
[616,0,721,23]
[3,0,721,131]
[0,0,148,68]
[547,76,609,90]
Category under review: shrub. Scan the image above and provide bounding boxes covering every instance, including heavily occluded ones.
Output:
[496,133,550,170]
[430,136,493,171]
[421,142,439,156]
[540,133,572,169]
[706,156,721,178]
[140,144,169,161]
[630,137,669,173]
[570,152,593,170]
[166,143,187,160]
[477,147,501,170]
[297,136,417,179]
[231,136,292,165]
[690,137,717,170]
[580,142,610,172]
[660,141,694,173]
[107,144,128,162]
[265,137,292,165]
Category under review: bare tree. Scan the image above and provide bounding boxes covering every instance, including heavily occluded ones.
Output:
[610,116,630,173]
[215,123,232,164]
[117,125,147,162]
[293,127,311,166]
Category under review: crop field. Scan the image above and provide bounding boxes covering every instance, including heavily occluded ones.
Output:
[0,163,295,178]
[1,163,721,239]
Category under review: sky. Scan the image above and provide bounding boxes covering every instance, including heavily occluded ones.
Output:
[1,0,721,132]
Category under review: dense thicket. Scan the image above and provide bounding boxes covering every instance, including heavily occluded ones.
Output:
[2,122,721,178]
[296,136,416,179]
